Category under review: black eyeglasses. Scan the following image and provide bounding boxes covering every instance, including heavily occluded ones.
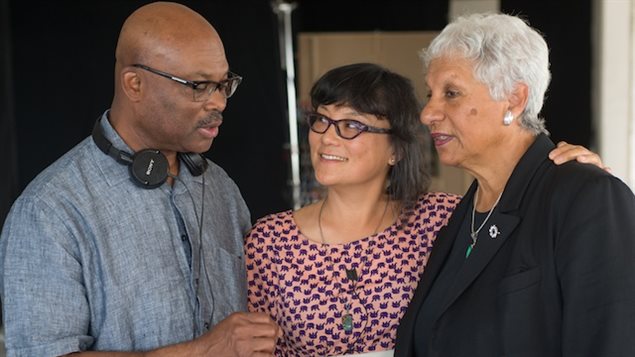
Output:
[306,113,392,140]
[132,64,242,102]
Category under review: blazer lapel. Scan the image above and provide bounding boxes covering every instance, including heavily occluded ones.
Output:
[437,134,555,315]
[414,182,476,303]
[395,183,477,357]
[439,210,520,313]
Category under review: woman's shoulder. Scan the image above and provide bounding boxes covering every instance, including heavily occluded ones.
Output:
[252,209,294,226]
[418,191,462,208]
[246,210,295,242]
[404,192,462,228]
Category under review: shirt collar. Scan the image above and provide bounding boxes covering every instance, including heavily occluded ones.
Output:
[91,110,206,190]
[498,133,554,212]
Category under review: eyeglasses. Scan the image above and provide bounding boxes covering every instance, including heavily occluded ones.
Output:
[306,113,392,140]
[132,64,242,102]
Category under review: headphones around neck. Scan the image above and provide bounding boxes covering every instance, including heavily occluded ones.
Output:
[92,117,208,189]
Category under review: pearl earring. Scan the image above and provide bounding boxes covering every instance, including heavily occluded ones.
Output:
[503,111,514,126]
[389,158,396,166]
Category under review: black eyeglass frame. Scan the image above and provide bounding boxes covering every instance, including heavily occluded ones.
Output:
[132,63,242,101]
[306,112,392,140]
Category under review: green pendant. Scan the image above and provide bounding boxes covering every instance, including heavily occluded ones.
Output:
[465,244,474,258]
[342,313,353,332]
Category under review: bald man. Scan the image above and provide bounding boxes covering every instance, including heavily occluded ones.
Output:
[0,2,279,356]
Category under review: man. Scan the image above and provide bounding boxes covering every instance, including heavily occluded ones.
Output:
[0,2,279,356]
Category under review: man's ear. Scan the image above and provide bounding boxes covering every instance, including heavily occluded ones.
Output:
[121,69,143,102]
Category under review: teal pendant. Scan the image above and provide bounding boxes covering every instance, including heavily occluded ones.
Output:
[465,244,474,258]
[342,313,353,332]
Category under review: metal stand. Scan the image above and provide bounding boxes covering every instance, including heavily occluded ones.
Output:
[271,0,301,210]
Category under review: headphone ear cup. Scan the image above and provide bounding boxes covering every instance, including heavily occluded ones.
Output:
[179,153,208,177]
[130,149,169,188]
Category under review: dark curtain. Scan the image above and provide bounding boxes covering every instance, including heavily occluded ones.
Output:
[501,0,592,147]
[296,0,448,31]
[1,0,18,227]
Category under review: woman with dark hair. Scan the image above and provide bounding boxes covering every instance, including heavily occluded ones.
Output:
[245,63,603,356]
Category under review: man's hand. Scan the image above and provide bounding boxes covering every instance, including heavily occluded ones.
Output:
[198,312,282,356]
[63,312,281,357]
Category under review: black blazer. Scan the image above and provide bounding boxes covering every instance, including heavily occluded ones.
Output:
[395,134,635,357]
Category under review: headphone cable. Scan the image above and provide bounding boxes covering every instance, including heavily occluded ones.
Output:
[171,171,215,332]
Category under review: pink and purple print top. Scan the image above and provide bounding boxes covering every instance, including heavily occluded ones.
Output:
[246,192,459,356]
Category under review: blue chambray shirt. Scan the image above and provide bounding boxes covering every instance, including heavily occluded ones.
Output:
[0,111,251,356]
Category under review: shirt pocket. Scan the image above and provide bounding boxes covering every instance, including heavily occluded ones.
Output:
[208,245,247,313]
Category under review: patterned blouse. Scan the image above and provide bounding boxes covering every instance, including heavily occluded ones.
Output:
[245,192,459,356]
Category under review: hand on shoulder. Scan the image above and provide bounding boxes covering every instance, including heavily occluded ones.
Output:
[549,141,610,172]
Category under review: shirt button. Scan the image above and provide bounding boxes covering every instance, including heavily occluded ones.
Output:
[181,234,188,241]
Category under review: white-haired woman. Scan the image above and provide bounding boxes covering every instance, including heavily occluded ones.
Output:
[395,13,635,357]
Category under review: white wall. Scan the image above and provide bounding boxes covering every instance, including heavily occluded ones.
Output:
[593,0,635,188]
[449,0,499,18]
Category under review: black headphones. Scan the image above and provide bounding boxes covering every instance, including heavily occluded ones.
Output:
[92,117,208,189]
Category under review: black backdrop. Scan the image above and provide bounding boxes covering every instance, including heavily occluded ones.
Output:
[501,0,592,147]
[0,0,18,229]
[0,0,591,225]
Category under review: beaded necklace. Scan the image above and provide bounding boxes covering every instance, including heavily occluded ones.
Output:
[317,196,388,332]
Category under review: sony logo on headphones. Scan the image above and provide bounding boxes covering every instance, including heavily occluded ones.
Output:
[146,159,155,176]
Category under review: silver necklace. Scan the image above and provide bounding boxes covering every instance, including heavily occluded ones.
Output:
[466,189,503,258]
[317,196,389,333]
